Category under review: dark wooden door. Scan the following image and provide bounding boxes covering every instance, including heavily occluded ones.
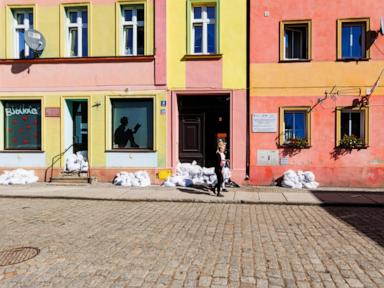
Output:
[179,113,205,166]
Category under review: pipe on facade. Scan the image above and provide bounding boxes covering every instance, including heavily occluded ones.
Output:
[245,0,250,180]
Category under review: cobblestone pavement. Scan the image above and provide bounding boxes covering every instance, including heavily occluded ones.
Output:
[0,199,383,288]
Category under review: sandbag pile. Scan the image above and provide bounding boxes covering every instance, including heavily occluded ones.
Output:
[0,169,39,185]
[113,171,151,187]
[281,170,319,189]
[163,161,231,187]
[65,151,89,172]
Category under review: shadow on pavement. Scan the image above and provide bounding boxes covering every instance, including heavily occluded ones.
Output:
[177,185,213,196]
[323,206,384,248]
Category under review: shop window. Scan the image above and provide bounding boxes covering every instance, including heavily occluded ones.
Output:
[279,107,311,146]
[3,100,41,150]
[190,4,217,54]
[65,7,88,57]
[337,19,369,60]
[336,107,369,147]
[12,8,34,59]
[111,99,153,150]
[280,20,311,61]
[120,5,145,56]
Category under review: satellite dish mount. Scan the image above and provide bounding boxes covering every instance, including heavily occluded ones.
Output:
[380,17,384,35]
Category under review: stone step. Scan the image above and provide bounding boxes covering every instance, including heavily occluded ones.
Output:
[50,176,96,184]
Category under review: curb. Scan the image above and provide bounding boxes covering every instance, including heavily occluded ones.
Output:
[0,194,382,207]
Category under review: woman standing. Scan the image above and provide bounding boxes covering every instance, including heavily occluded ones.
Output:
[213,141,226,197]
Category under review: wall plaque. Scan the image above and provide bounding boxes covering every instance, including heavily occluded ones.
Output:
[252,113,277,133]
[45,108,61,117]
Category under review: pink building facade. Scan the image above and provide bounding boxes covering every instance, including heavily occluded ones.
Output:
[250,0,384,187]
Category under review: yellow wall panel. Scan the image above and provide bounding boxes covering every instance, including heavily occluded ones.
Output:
[250,61,384,96]
[221,0,246,89]
[167,0,186,89]
[38,6,60,58]
[92,4,116,57]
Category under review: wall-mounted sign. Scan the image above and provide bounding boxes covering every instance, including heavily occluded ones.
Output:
[257,150,279,166]
[160,100,167,107]
[45,108,61,117]
[252,113,277,133]
[280,157,289,165]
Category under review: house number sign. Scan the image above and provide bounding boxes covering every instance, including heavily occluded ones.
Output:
[252,113,277,133]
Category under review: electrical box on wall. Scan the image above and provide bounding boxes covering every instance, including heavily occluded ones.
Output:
[257,150,279,166]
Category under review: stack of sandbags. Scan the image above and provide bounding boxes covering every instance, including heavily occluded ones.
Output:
[113,171,151,187]
[0,169,39,185]
[163,161,222,187]
[281,170,319,189]
[65,151,89,172]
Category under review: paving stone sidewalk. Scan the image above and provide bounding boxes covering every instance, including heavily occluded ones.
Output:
[0,183,383,206]
[0,200,383,287]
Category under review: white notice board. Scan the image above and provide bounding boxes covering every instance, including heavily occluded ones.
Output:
[252,113,277,133]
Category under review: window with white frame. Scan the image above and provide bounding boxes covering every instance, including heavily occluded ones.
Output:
[65,7,88,57]
[121,5,145,56]
[12,9,33,59]
[191,5,216,54]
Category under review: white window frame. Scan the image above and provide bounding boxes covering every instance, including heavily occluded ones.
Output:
[121,6,144,56]
[191,5,216,54]
[284,26,307,60]
[13,9,33,59]
[65,8,88,57]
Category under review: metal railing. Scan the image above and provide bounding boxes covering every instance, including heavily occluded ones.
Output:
[44,144,74,182]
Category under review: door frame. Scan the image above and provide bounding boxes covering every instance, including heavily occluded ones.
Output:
[170,90,233,170]
[60,96,91,168]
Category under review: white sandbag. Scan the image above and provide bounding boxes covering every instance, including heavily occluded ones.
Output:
[65,152,89,172]
[303,171,315,183]
[202,167,215,175]
[223,167,231,182]
[113,170,151,187]
[163,180,176,187]
[0,169,39,185]
[281,170,319,189]
[303,181,319,189]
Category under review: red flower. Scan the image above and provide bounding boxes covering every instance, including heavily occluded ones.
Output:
[23,139,29,144]
[22,116,28,121]
[26,125,31,130]
[12,119,17,125]
[19,128,24,133]
[12,138,17,143]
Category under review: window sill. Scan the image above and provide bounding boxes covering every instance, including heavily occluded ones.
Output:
[182,54,223,61]
[279,144,311,149]
[336,57,370,62]
[0,150,45,153]
[106,149,157,153]
[336,145,368,150]
[279,59,311,63]
[0,55,155,65]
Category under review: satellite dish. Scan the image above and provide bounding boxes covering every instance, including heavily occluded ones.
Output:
[25,29,46,52]
[380,17,384,35]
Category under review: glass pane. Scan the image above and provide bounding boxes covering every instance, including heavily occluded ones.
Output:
[4,101,41,150]
[194,25,202,53]
[124,9,133,21]
[208,23,216,53]
[69,28,78,57]
[137,26,145,55]
[285,30,291,58]
[351,112,361,138]
[28,12,33,26]
[17,29,26,58]
[69,11,77,24]
[124,27,133,55]
[81,10,88,24]
[193,7,202,19]
[207,7,215,19]
[137,8,144,22]
[112,100,153,149]
[352,25,363,58]
[82,27,88,56]
[340,112,349,137]
[294,112,305,139]
[284,112,294,140]
[16,13,24,25]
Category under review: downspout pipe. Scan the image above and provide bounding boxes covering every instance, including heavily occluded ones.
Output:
[245,0,250,180]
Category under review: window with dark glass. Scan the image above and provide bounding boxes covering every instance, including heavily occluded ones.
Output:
[340,110,365,140]
[284,111,307,142]
[341,22,366,59]
[112,99,153,149]
[121,5,144,56]
[65,7,88,57]
[4,100,41,150]
[284,24,308,60]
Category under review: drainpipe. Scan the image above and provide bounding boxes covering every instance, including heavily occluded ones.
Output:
[245,0,250,180]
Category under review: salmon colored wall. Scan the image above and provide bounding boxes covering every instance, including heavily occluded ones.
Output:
[250,0,384,62]
[186,59,222,88]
